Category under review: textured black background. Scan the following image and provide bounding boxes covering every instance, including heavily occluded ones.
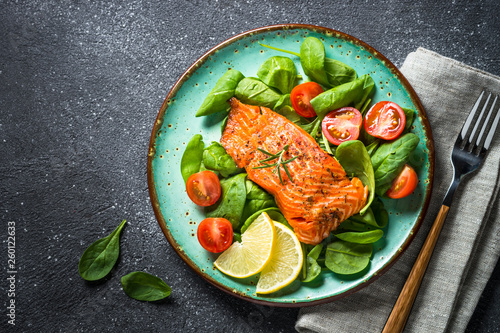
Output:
[1,0,499,332]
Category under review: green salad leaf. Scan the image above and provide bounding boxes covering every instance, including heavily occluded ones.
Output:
[205,173,247,229]
[196,69,245,117]
[300,37,330,87]
[78,219,127,281]
[235,77,282,109]
[335,140,375,214]
[325,239,372,275]
[257,56,297,94]
[371,133,420,196]
[241,179,277,222]
[180,134,205,183]
[121,271,171,301]
[202,141,243,178]
[335,229,383,244]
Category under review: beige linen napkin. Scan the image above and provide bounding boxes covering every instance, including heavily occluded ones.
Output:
[296,48,500,333]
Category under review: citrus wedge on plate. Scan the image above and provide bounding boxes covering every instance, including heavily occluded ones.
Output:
[214,212,276,278]
[256,222,303,294]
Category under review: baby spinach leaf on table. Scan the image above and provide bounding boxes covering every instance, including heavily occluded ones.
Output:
[180,134,205,183]
[235,77,282,109]
[324,57,357,87]
[241,179,277,222]
[257,56,297,94]
[335,229,383,244]
[196,69,245,117]
[240,207,290,233]
[205,173,247,229]
[335,140,375,215]
[202,142,243,178]
[78,219,127,281]
[121,271,171,301]
[301,244,324,283]
[371,133,420,196]
[300,37,330,87]
[325,239,373,275]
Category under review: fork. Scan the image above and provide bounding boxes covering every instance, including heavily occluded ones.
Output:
[382,91,500,333]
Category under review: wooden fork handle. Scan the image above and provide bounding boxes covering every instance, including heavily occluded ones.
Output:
[382,205,450,333]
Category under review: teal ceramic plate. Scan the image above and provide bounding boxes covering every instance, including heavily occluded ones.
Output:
[148,24,434,307]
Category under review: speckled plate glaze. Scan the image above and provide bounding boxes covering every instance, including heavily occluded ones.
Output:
[148,24,434,307]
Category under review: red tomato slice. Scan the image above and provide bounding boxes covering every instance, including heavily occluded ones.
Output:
[321,107,363,145]
[387,164,418,199]
[364,101,406,140]
[290,82,324,118]
[186,171,221,206]
[197,218,233,253]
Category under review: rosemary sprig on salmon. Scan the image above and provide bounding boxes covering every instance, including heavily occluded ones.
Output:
[253,144,299,185]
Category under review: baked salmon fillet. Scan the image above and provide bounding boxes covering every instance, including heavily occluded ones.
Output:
[221,98,368,245]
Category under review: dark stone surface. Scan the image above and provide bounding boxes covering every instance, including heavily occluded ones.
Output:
[1,0,499,332]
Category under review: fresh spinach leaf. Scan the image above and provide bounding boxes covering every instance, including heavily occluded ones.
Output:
[371,133,420,196]
[235,77,282,109]
[202,141,243,178]
[337,219,376,232]
[205,173,247,229]
[241,179,277,222]
[350,207,383,228]
[180,134,205,183]
[324,57,357,87]
[402,107,415,133]
[325,239,372,275]
[221,115,228,134]
[310,74,375,119]
[365,139,380,157]
[300,37,330,87]
[233,232,242,243]
[274,93,292,110]
[257,56,297,94]
[335,140,375,214]
[121,271,171,301]
[301,244,323,282]
[335,229,383,244]
[196,69,245,117]
[240,207,289,234]
[78,219,127,281]
[370,197,389,228]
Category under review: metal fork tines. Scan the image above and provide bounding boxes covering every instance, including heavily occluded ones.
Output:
[443,90,500,206]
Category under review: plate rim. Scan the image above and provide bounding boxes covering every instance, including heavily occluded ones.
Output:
[147,23,435,307]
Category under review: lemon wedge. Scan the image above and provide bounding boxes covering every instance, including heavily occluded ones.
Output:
[256,221,303,294]
[214,212,276,278]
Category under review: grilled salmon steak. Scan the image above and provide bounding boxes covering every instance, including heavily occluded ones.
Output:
[221,98,368,245]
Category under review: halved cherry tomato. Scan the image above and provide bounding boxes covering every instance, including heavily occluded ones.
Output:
[364,101,406,140]
[321,107,363,145]
[186,171,221,206]
[290,82,324,118]
[387,164,418,199]
[197,218,233,253]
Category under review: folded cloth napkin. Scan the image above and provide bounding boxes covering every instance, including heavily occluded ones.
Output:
[296,47,500,333]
